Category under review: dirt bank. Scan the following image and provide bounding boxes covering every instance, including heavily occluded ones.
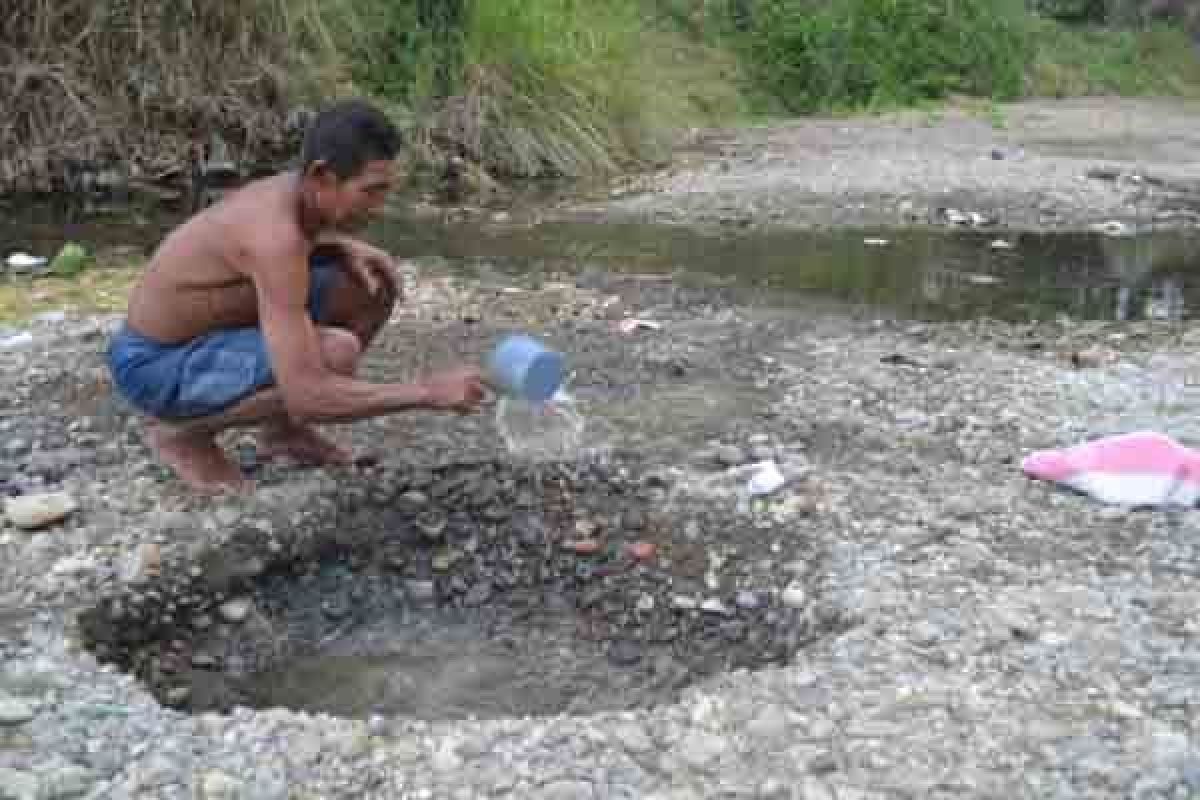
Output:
[567,97,1200,233]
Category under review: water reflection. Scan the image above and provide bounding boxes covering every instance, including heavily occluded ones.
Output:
[372,214,1200,323]
[4,193,1200,322]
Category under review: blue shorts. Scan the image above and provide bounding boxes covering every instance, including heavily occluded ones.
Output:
[107,255,340,420]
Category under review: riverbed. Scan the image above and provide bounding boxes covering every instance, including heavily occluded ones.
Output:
[1,98,1199,799]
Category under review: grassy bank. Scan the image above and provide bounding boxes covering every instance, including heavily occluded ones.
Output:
[3,0,1199,198]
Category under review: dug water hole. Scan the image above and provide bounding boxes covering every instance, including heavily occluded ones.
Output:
[77,457,841,722]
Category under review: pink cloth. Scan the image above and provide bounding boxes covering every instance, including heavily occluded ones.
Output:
[1021,431,1200,507]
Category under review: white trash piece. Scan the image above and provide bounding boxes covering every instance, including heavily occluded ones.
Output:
[0,332,34,350]
[746,460,787,496]
[618,318,662,334]
[990,239,1014,250]
[863,237,890,246]
[5,253,47,270]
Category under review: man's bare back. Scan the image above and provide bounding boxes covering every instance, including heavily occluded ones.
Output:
[106,99,485,494]
[127,175,300,345]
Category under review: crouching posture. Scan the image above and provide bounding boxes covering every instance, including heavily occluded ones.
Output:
[107,99,484,493]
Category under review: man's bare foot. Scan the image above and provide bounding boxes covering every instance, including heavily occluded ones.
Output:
[146,423,251,494]
[257,422,354,467]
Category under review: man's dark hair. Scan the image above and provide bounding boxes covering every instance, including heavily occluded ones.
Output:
[300,98,402,180]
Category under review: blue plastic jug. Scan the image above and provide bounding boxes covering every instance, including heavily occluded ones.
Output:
[485,334,565,405]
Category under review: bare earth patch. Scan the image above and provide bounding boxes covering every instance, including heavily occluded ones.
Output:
[572,97,1200,232]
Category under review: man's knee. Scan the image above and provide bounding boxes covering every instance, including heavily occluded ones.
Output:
[318,327,362,374]
[371,275,400,321]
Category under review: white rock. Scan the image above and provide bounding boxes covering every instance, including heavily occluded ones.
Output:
[747,460,786,496]
[200,770,246,800]
[0,767,40,800]
[217,598,252,624]
[5,253,47,269]
[781,585,807,609]
[51,555,96,576]
[4,492,79,531]
[0,693,34,726]
[0,332,34,351]
[700,598,732,616]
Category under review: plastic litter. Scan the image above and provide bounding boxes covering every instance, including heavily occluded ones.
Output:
[747,460,787,496]
[1021,430,1200,508]
[5,253,47,270]
[618,318,662,334]
[1091,220,1134,238]
[0,332,34,350]
[50,242,91,277]
[990,239,1014,250]
[863,238,890,246]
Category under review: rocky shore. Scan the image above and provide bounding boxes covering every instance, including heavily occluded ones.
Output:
[1,253,1198,798]
[574,98,1200,234]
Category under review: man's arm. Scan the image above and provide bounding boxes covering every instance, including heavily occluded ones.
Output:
[251,240,442,424]
[313,231,399,297]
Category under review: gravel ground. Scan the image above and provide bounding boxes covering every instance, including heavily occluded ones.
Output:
[569,97,1200,233]
[0,256,1198,799]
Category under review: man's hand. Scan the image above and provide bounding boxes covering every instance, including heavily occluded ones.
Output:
[424,367,486,413]
[337,238,401,300]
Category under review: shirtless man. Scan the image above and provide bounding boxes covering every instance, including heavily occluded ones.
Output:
[107,99,485,493]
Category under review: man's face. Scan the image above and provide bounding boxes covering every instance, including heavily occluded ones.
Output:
[314,159,397,232]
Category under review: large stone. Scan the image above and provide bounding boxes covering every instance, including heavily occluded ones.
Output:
[716,446,747,467]
[675,731,725,772]
[4,492,78,531]
[0,694,34,727]
[199,770,246,800]
[217,599,252,624]
[0,768,40,800]
[40,765,93,799]
[612,723,655,755]
[538,780,595,800]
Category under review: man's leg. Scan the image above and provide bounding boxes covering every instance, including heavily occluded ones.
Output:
[255,262,398,465]
[148,327,363,491]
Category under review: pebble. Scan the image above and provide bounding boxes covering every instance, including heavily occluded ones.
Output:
[735,590,762,610]
[750,445,775,462]
[625,541,656,561]
[911,620,942,647]
[701,598,733,616]
[200,770,246,800]
[464,582,493,607]
[0,768,39,800]
[539,780,596,800]
[41,765,92,799]
[676,730,726,771]
[565,539,603,555]
[781,585,807,609]
[416,511,448,540]
[4,491,78,530]
[400,491,429,506]
[217,598,252,624]
[406,580,436,601]
[608,640,643,666]
[716,445,747,467]
[0,693,34,726]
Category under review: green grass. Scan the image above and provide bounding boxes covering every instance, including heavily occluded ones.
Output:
[8,0,1200,200]
[1028,20,1200,98]
[437,0,743,178]
[732,0,1032,114]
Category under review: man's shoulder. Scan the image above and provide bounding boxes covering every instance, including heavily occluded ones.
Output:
[215,184,307,262]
